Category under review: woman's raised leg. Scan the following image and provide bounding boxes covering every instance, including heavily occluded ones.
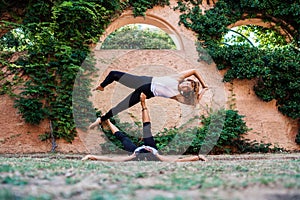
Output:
[98,71,152,90]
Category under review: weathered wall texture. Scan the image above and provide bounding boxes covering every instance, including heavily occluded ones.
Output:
[0,95,90,154]
[223,79,299,150]
[0,0,299,154]
[90,0,300,151]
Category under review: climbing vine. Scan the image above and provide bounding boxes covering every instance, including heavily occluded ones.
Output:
[175,0,300,143]
[0,0,299,145]
[129,0,170,16]
[0,0,170,146]
[176,0,299,118]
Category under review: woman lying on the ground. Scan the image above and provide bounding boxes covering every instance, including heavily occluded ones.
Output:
[82,93,207,162]
[89,69,208,129]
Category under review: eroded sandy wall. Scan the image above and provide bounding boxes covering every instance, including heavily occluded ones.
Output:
[0,0,298,154]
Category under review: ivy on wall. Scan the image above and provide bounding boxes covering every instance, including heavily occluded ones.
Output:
[0,0,299,145]
[128,0,170,16]
[175,0,300,143]
[176,0,300,118]
[0,0,170,146]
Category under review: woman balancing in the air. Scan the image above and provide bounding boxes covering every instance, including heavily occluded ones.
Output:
[89,69,208,129]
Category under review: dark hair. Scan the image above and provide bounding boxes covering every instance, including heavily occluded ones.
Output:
[185,79,200,93]
[133,149,160,161]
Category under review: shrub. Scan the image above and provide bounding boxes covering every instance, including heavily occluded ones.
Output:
[100,109,283,154]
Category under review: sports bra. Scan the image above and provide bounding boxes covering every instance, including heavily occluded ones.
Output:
[150,76,179,98]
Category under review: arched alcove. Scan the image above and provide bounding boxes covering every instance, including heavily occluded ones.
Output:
[228,17,294,43]
[96,12,184,50]
[100,23,177,50]
[223,25,288,48]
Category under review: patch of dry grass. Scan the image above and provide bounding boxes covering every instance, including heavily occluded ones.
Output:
[0,153,299,200]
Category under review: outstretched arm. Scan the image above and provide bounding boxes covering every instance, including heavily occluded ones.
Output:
[81,153,136,162]
[175,154,207,162]
[144,146,207,162]
[156,154,207,162]
[178,69,208,88]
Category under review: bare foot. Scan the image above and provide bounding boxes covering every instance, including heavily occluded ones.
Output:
[92,85,104,91]
[89,117,101,129]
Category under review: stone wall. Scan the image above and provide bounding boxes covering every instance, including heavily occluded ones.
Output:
[89,0,299,151]
[0,0,299,154]
[0,95,90,154]
[223,79,299,150]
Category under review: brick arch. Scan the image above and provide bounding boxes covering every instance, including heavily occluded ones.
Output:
[228,16,294,43]
[96,11,184,50]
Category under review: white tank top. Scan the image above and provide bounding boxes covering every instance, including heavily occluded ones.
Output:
[151,76,179,98]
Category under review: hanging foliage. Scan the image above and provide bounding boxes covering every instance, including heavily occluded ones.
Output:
[175,0,299,143]
[0,0,170,144]
[0,0,299,145]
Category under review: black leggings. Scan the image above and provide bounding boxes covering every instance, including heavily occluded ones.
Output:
[100,71,154,121]
[114,122,158,152]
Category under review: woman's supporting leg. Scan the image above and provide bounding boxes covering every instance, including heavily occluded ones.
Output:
[114,131,137,153]
[107,119,137,152]
[142,122,158,149]
[140,93,157,149]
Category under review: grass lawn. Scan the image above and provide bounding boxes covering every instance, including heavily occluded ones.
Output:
[0,153,299,200]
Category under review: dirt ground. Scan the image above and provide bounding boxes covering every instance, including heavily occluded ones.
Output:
[0,153,299,200]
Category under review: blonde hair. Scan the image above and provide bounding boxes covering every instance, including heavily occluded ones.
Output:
[176,79,201,106]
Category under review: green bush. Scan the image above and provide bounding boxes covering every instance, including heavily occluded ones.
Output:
[100,109,283,154]
[129,0,170,16]
[185,109,251,154]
